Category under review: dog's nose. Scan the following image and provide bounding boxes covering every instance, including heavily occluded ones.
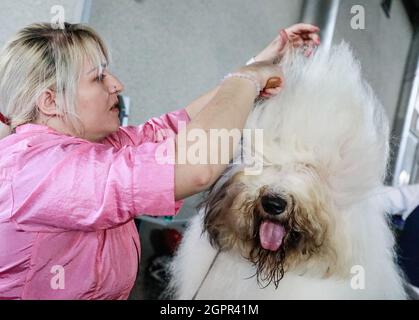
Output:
[261,195,287,215]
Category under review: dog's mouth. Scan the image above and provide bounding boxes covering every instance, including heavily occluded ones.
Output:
[259,220,286,251]
[257,192,289,251]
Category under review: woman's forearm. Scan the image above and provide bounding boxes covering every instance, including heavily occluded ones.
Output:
[174,77,257,200]
[184,86,220,120]
[191,78,256,132]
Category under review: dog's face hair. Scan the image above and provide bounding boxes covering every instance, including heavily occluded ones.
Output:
[201,164,345,289]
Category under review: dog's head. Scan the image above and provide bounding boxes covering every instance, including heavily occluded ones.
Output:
[201,163,349,288]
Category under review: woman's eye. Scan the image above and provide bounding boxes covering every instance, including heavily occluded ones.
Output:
[95,74,106,82]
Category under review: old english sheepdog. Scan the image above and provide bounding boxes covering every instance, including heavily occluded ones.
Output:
[169,43,407,299]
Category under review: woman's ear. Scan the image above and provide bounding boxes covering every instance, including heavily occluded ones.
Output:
[36,89,58,116]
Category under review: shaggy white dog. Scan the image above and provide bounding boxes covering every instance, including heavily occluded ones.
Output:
[169,43,407,299]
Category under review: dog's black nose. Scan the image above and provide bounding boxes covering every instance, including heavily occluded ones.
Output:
[261,195,287,215]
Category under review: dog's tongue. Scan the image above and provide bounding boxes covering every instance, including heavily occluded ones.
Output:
[259,221,285,251]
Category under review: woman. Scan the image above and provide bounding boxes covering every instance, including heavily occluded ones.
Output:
[0,22,320,299]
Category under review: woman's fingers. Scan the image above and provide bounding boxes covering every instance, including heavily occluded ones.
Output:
[286,23,320,35]
[286,30,320,55]
[254,23,320,62]
[285,23,320,49]
[301,32,321,45]
[265,87,281,94]
[260,86,282,98]
[292,38,304,48]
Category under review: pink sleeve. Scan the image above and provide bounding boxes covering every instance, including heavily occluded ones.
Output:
[104,108,191,148]
[11,137,181,232]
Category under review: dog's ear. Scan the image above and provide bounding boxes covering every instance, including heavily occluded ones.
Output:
[199,173,245,249]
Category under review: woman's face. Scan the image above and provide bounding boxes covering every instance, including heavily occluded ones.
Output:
[76,61,124,142]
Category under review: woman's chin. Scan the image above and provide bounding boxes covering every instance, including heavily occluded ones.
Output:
[95,121,120,141]
[109,120,120,133]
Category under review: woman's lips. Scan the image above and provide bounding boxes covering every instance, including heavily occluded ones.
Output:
[109,99,119,110]
[110,102,119,112]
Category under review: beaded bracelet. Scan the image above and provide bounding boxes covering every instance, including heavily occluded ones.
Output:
[221,72,261,96]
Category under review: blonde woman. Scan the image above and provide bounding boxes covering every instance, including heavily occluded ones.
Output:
[0,22,319,299]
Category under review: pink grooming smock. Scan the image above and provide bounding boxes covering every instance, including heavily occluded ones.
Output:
[0,108,190,299]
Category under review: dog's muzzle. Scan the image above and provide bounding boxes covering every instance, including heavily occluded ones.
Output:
[258,194,288,252]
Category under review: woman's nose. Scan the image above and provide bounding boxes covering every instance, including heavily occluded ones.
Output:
[108,75,124,94]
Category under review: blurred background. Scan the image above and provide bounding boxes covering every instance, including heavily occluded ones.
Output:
[1,0,418,299]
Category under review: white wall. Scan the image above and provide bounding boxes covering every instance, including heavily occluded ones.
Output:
[89,0,303,124]
[332,0,412,126]
[0,0,88,47]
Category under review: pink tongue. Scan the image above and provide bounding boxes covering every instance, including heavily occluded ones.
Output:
[259,221,286,251]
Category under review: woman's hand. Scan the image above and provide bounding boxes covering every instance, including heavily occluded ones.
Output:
[254,23,321,63]
[250,23,320,98]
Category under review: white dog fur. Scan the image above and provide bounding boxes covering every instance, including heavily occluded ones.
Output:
[169,43,407,299]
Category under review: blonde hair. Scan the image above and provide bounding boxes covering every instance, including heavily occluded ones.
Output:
[0,22,109,139]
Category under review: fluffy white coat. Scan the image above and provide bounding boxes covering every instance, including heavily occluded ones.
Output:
[169,43,407,300]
